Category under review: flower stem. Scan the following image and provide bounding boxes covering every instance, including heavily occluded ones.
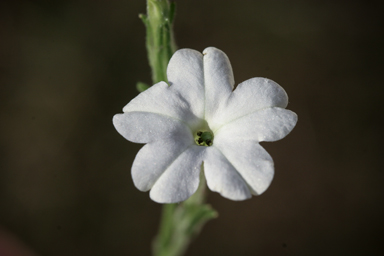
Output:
[140,2,217,255]
[152,171,217,256]
[139,0,177,85]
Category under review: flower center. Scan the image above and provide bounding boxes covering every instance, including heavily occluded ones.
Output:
[195,131,214,146]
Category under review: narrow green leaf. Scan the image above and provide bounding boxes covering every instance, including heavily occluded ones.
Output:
[136,81,151,92]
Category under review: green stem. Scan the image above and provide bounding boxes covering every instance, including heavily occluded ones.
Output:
[139,1,217,255]
[140,0,177,84]
[155,203,177,252]
[152,170,217,256]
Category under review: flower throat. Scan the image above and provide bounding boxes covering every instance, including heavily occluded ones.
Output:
[195,131,214,146]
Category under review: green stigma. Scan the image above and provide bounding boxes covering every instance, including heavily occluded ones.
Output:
[195,131,214,146]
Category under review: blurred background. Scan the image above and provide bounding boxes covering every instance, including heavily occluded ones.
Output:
[1,0,383,255]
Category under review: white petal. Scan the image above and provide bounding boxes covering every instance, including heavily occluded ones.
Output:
[214,107,297,142]
[113,112,192,143]
[149,145,205,203]
[210,77,289,130]
[122,81,202,129]
[132,135,194,191]
[166,49,205,122]
[213,138,274,195]
[204,147,252,200]
[203,47,235,124]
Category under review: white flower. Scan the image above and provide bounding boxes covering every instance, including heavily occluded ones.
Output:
[113,47,297,203]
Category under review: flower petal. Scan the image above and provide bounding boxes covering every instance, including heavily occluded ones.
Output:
[213,138,274,195]
[166,49,205,122]
[204,147,252,200]
[122,81,202,129]
[149,145,205,203]
[214,107,297,142]
[210,77,289,130]
[131,132,194,190]
[203,47,235,124]
[113,112,192,143]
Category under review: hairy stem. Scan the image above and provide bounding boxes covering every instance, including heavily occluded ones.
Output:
[140,1,217,256]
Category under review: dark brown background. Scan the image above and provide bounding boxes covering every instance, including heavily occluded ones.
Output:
[1,0,383,255]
